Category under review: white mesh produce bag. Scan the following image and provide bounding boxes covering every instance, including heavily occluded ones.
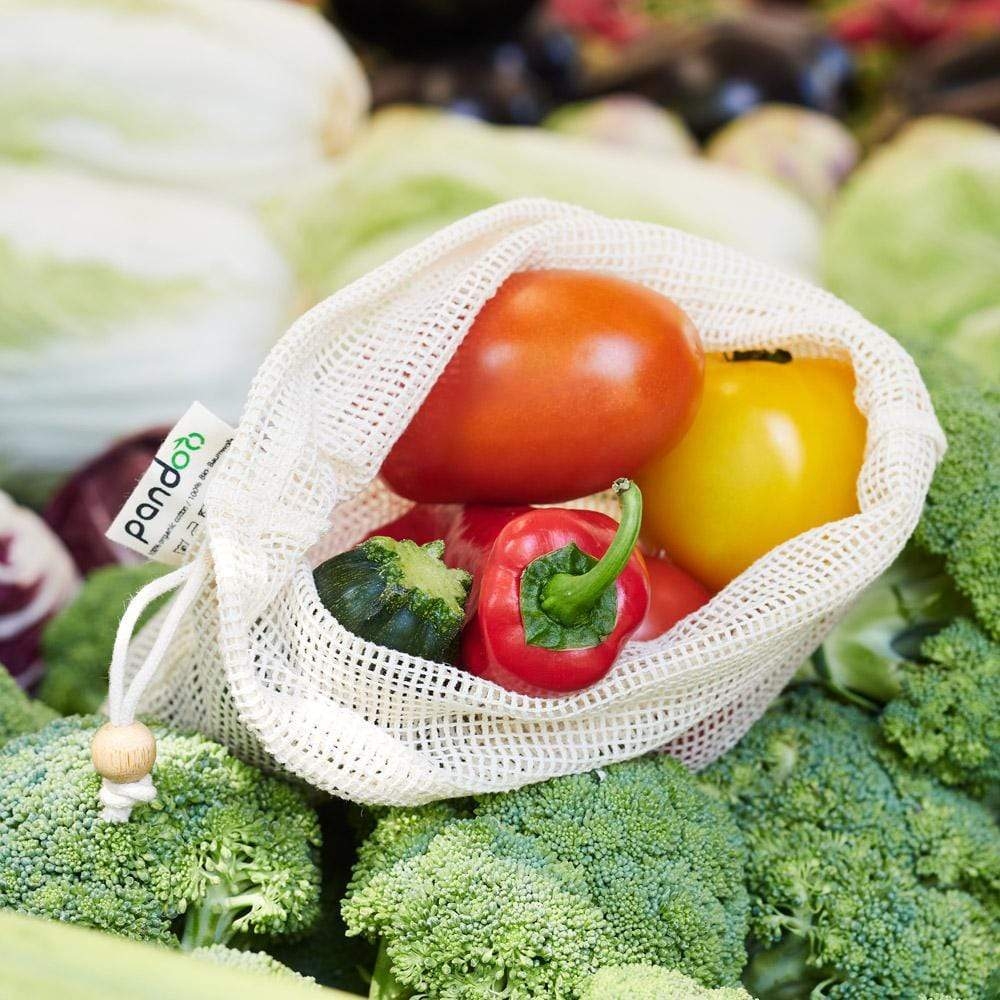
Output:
[108,199,946,808]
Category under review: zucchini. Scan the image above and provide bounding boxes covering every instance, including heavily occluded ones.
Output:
[313,537,471,662]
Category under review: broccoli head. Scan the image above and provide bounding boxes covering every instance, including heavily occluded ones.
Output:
[0,715,321,949]
[914,385,998,639]
[701,687,1000,999]
[344,754,749,999]
[0,660,56,747]
[580,965,755,999]
[880,618,999,797]
[38,562,168,715]
[351,818,607,999]
[190,945,317,984]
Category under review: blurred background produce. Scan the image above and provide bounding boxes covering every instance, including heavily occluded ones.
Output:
[266,106,821,297]
[2,0,996,507]
[0,0,368,195]
[824,115,1000,380]
[0,165,297,503]
[0,0,367,505]
[0,491,77,687]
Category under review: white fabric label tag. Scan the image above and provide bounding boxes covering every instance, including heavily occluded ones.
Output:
[105,402,234,566]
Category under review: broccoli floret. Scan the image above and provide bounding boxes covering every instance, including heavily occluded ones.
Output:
[351,818,608,1000]
[580,965,755,999]
[190,944,317,984]
[346,799,467,900]
[344,755,749,999]
[880,619,999,797]
[914,385,999,639]
[38,563,168,715]
[0,715,321,950]
[476,760,749,983]
[0,660,56,747]
[267,798,377,995]
[701,687,1000,999]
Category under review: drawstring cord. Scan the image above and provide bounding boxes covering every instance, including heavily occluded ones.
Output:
[93,556,207,822]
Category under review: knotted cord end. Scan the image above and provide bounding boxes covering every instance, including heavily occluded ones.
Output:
[99,775,157,823]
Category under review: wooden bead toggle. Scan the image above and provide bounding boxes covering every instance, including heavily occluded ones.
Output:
[91,721,157,784]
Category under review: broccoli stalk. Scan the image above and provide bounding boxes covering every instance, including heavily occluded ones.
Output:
[344,756,750,999]
[369,939,406,1000]
[180,874,284,952]
[0,715,322,950]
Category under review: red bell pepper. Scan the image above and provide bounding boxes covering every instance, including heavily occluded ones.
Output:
[446,505,709,637]
[461,479,650,695]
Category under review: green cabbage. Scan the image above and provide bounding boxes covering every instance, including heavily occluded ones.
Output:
[0,164,296,495]
[823,116,1000,381]
[0,0,369,196]
[269,107,822,302]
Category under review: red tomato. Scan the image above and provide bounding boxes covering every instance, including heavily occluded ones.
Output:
[381,269,704,504]
[632,555,712,641]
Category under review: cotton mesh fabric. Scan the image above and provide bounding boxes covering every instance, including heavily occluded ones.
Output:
[124,199,945,804]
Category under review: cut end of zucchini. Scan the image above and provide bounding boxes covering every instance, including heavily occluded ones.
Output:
[364,536,471,619]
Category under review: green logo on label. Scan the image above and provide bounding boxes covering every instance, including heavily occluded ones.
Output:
[170,431,205,470]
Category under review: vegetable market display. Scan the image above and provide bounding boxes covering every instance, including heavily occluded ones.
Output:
[5,204,980,998]
[1,0,998,997]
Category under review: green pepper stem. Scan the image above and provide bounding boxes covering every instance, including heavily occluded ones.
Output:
[540,479,642,627]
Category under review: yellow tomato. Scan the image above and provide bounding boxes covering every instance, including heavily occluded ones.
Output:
[636,353,867,592]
